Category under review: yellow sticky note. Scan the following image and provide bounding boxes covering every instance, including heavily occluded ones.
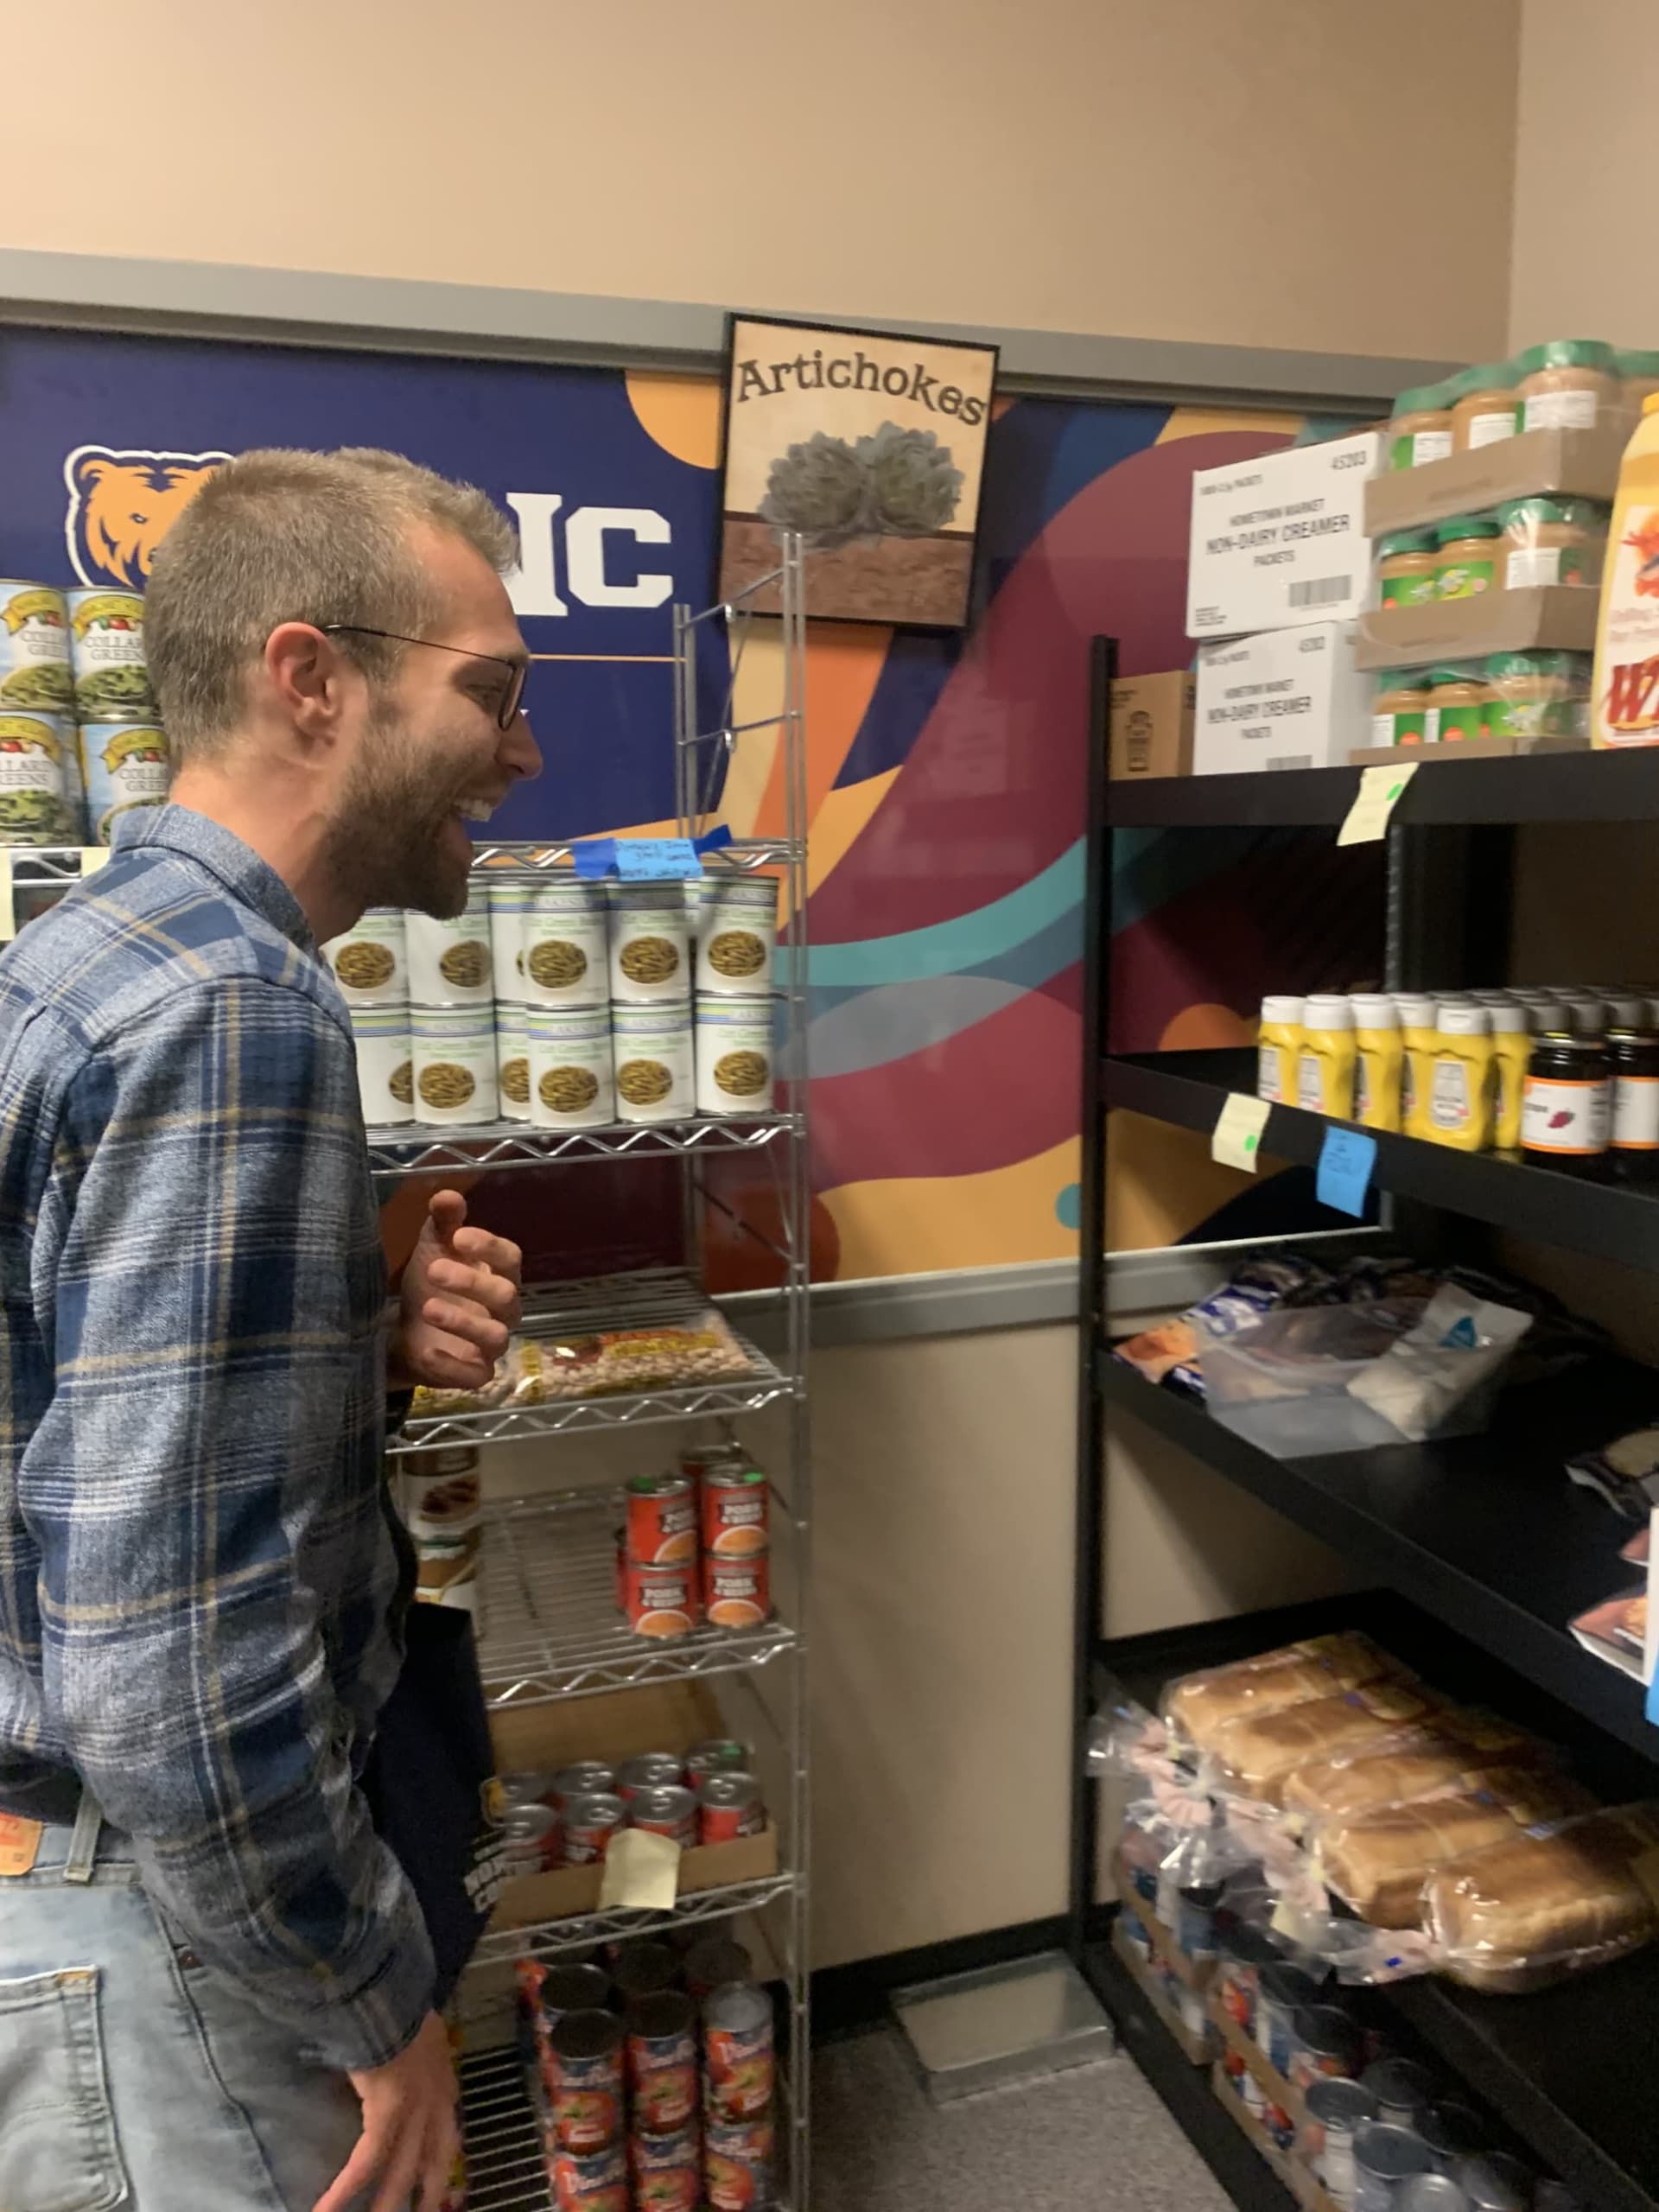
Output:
[598,1827,681,1911]
[1337,760,1417,848]
[78,847,111,875]
[0,851,12,943]
[1211,1091,1271,1173]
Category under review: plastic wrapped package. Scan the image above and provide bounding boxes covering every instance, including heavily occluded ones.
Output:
[1498,497,1611,592]
[1203,1680,1445,1808]
[1281,1715,1554,1825]
[1313,1770,1598,1930]
[1160,1631,1401,1757]
[1345,1283,1533,1442]
[408,1310,754,1418]
[1423,1804,1659,1993]
[1199,1300,1429,1454]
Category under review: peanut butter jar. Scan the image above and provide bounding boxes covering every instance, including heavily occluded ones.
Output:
[1449,363,1519,453]
[1388,384,1454,470]
[1516,338,1619,435]
[1376,530,1438,607]
[1497,497,1610,591]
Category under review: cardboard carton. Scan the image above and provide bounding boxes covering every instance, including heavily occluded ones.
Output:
[1354,585,1598,671]
[1109,671,1195,779]
[1194,621,1371,774]
[1364,425,1630,537]
[1187,434,1384,639]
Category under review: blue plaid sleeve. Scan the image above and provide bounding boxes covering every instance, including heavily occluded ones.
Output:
[29,976,435,2071]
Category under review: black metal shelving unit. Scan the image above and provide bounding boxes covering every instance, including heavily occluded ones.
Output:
[1067,642,1659,2212]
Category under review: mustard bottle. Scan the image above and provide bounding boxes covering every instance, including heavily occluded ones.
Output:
[1425,1001,1496,1150]
[1489,1000,1529,1151]
[1394,993,1439,1140]
[1257,995,1304,1106]
[1297,995,1356,1118]
[1350,993,1403,1133]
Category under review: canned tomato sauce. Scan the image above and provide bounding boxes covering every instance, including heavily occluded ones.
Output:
[628,1785,698,1847]
[626,1471,698,1565]
[550,1762,614,1808]
[550,2139,628,2212]
[683,1936,753,1999]
[702,1981,774,2121]
[614,1754,687,1801]
[622,1558,697,1640]
[629,2123,701,2212]
[547,2009,625,2152]
[703,1554,771,1630]
[697,1774,766,1846]
[562,1792,626,1865]
[702,1462,770,1557]
[626,1991,699,2132]
[608,1939,680,2003]
[704,2112,774,2211]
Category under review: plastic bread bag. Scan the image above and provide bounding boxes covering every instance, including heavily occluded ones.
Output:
[1309,1769,1598,1931]
[1421,1802,1659,1993]
[1346,1283,1533,1443]
[1085,1679,1178,1783]
[1280,1713,1560,1827]
[1160,1630,1402,1757]
[1200,1678,1446,1812]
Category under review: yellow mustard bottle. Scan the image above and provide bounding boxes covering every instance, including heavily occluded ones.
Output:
[1425,1001,1495,1149]
[1394,993,1438,1140]
[1257,995,1304,1106]
[1487,1000,1530,1150]
[1350,993,1402,1133]
[1297,994,1356,1118]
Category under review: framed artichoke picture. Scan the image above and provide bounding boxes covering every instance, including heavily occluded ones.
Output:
[718,314,999,628]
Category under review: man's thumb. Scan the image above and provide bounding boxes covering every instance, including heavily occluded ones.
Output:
[428,1190,467,1244]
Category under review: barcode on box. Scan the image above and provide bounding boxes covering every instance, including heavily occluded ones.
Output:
[1287,576,1351,607]
[1266,756,1313,772]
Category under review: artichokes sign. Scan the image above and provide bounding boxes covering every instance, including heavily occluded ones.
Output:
[719,315,998,628]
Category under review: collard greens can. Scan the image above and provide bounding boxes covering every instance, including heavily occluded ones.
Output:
[0,714,73,845]
[67,589,152,719]
[0,584,72,713]
[79,721,171,845]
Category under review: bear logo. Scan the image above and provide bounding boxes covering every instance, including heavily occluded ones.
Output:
[64,447,231,588]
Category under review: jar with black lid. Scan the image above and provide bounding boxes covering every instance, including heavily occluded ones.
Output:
[1607,1027,1659,1173]
[1521,1032,1611,1173]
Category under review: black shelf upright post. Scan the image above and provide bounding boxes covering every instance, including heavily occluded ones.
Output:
[1067,633,1118,1964]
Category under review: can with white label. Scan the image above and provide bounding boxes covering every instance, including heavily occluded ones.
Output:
[608,883,690,1005]
[696,877,778,999]
[613,1004,694,1123]
[495,1002,531,1123]
[524,880,608,1007]
[528,1007,614,1128]
[0,713,73,845]
[406,888,493,1007]
[696,997,775,1117]
[324,909,409,1007]
[486,878,533,1001]
[79,720,171,846]
[351,1007,414,1127]
[0,584,72,714]
[411,1006,499,1125]
[67,588,152,720]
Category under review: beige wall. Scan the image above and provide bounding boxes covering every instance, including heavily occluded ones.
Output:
[1510,0,1656,349]
[15,0,1516,361]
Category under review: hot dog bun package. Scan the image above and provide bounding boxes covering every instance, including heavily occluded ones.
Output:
[1423,1803,1659,1992]
[1160,1632,1400,1756]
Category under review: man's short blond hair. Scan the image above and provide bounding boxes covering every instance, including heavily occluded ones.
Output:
[145,447,518,760]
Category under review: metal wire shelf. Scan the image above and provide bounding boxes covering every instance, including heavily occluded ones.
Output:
[365,1111,799,1184]
[476,1484,797,1707]
[476,1871,798,1967]
[467,837,802,877]
[390,1271,798,1457]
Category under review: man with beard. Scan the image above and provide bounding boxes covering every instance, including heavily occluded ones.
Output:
[0,449,542,2212]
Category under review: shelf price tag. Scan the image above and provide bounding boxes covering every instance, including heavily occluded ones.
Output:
[1316,1126,1378,1218]
[598,1825,681,1910]
[1337,761,1417,848]
[1211,1092,1272,1173]
[614,837,702,880]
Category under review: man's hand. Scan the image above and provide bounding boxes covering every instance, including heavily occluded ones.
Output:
[389,1190,523,1395]
[314,2009,458,2212]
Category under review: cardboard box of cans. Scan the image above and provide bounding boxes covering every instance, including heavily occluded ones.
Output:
[0,579,168,849]
[324,870,779,1133]
[486,1681,780,1931]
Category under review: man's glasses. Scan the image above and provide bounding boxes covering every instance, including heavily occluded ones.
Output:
[320,626,528,731]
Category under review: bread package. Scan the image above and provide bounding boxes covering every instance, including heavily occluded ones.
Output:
[1318,1770,1596,1929]
[1162,1632,1397,1753]
[1424,1803,1659,1993]
[1281,1713,1552,1823]
[1205,1679,1441,1803]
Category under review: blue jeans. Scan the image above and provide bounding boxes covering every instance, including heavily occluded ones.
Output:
[0,1803,369,2211]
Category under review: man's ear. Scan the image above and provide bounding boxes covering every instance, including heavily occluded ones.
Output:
[264,621,354,744]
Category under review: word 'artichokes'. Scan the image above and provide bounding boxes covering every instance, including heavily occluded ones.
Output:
[760,433,869,546]
[858,423,963,537]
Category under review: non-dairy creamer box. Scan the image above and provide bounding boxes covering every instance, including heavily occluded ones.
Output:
[1193,620,1371,775]
[1186,433,1384,640]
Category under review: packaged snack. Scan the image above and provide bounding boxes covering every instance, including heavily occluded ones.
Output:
[529,1312,753,1400]
[1345,1283,1533,1441]
[1568,1587,1649,1680]
[1423,1803,1659,1993]
[1566,1421,1659,1518]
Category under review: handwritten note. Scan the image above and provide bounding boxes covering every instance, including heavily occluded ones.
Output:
[598,1826,682,1911]
[1316,1126,1378,1218]
[614,838,702,881]
[1338,761,1417,848]
[1211,1093,1272,1174]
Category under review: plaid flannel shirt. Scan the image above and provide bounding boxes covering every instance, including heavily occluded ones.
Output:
[0,804,433,2071]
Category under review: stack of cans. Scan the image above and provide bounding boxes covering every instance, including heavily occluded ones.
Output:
[394,1447,484,1630]
[499,1742,766,1875]
[516,1942,777,2212]
[614,1442,772,1643]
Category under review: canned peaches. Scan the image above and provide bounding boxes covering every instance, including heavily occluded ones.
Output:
[626,1471,698,1565]
[701,1463,769,1558]
[702,1553,770,1630]
[622,1557,697,1639]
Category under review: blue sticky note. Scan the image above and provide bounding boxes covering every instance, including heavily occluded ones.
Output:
[1316,1126,1377,1218]
[694,824,734,856]
[1647,1653,1659,1732]
[614,837,702,880]
[571,838,616,880]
